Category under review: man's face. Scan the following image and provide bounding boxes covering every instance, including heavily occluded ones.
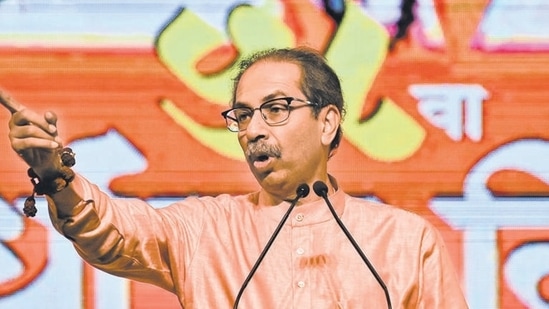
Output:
[234,60,331,201]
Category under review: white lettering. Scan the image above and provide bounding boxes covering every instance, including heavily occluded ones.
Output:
[430,139,549,308]
[410,84,489,141]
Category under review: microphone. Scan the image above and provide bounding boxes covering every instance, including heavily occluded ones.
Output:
[233,183,310,308]
[313,181,392,309]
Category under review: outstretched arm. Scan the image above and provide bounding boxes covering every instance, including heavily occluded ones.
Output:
[3,90,178,292]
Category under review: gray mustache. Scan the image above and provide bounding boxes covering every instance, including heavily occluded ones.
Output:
[246,142,281,159]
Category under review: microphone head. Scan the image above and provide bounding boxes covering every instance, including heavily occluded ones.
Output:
[296,183,310,198]
[313,181,329,197]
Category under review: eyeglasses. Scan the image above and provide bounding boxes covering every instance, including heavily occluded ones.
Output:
[221,97,318,132]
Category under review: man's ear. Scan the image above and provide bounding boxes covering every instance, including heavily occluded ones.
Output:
[320,105,341,147]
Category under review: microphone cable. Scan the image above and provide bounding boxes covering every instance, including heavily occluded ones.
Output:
[233,183,310,308]
[313,181,392,309]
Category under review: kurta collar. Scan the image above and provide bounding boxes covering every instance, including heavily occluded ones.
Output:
[257,176,345,227]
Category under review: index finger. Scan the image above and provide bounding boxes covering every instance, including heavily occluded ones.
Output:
[0,90,25,114]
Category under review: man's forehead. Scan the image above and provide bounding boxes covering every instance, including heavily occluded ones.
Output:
[235,61,302,104]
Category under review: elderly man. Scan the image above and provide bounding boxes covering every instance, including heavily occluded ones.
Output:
[6,47,468,308]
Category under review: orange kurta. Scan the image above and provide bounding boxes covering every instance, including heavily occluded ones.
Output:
[48,175,468,308]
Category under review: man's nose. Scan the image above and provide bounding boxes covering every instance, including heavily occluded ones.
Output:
[245,109,268,139]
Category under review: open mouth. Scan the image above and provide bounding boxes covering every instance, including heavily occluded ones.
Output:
[249,152,275,170]
[255,154,270,162]
[246,143,281,169]
[248,149,275,162]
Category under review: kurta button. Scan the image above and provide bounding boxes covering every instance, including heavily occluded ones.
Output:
[297,281,306,288]
[295,213,304,222]
[296,247,305,255]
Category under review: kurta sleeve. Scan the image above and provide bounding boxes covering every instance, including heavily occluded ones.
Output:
[46,174,190,293]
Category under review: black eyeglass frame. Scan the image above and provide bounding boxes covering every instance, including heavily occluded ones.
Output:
[221,96,318,132]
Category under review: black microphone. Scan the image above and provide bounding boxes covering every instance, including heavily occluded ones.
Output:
[313,181,392,309]
[233,183,310,309]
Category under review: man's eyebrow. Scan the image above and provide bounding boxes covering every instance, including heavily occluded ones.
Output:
[233,102,251,108]
[261,91,288,102]
[234,91,289,108]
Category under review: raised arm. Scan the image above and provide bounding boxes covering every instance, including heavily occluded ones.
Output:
[3,90,84,217]
[3,90,178,292]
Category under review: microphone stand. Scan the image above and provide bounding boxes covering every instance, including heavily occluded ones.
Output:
[232,184,310,309]
[313,181,392,309]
